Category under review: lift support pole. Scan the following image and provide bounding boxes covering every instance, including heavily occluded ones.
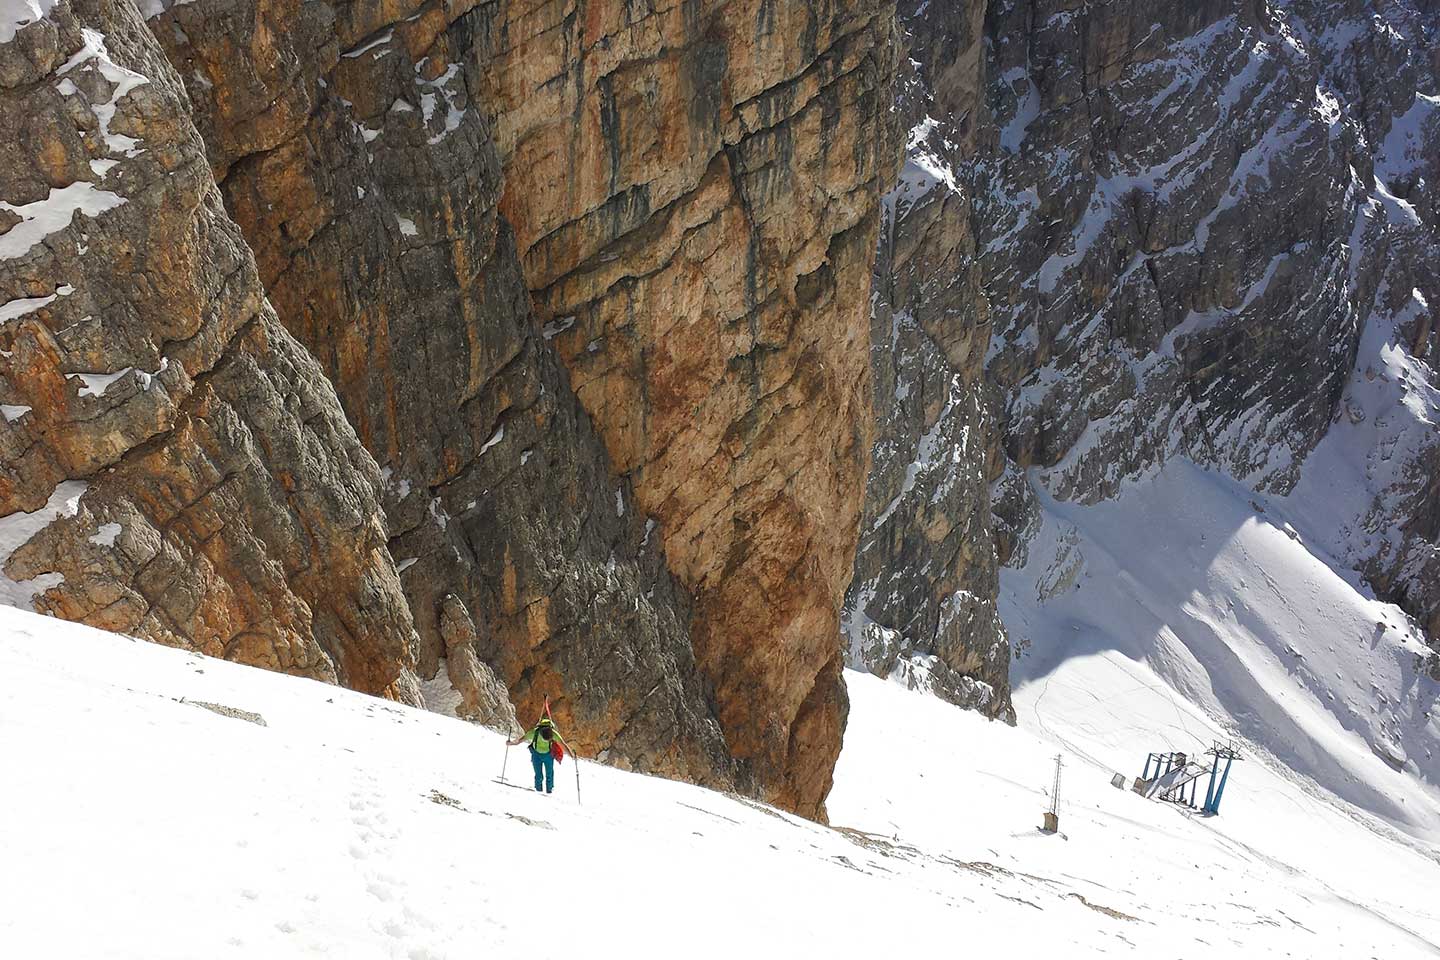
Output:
[1203,742,1242,816]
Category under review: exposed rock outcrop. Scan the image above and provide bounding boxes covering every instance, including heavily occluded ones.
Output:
[436,593,518,731]
[845,0,1012,719]
[136,0,900,816]
[0,0,420,697]
[979,0,1368,498]
[10,0,1433,823]
[863,0,1439,690]
[973,0,1440,644]
[141,0,737,790]
[474,0,901,817]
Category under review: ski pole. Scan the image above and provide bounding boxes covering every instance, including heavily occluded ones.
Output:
[500,723,513,783]
[574,753,582,806]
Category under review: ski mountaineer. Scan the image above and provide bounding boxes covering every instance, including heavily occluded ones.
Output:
[507,716,571,794]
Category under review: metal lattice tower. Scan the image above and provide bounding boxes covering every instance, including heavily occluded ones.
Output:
[1040,754,1064,833]
[1050,754,1063,819]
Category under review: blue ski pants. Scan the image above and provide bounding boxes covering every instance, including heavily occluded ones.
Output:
[531,748,555,793]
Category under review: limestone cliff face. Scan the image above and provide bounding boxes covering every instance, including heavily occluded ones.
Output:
[845,0,1014,719]
[852,0,1440,702]
[475,0,900,815]
[4,0,898,815]
[978,0,1374,499]
[135,0,736,790]
[133,0,898,816]
[0,0,420,698]
[12,0,1431,817]
[973,0,1440,642]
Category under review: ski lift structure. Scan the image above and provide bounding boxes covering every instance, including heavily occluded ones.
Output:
[1041,754,1062,834]
[1132,741,1243,815]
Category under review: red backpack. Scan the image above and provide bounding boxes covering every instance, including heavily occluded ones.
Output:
[539,698,564,763]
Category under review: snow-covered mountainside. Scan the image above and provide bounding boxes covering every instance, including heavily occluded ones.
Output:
[842,6,1440,936]
[3,9,1437,930]
[4,606,1440,957]
[849,0,1438,788]
[1005,458,1440,841]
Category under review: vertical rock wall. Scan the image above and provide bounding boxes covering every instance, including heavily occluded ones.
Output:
[134,0,901,815]
[15,0,1431,819]
[846,0,1014,721]
[471,0,900,816]
[143,0,740,787]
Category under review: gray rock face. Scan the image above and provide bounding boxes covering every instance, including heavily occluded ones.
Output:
[853,0,1440,704]
[0,0,421,697]
[847,279,1012,717]
[845,0,1012,719]
[434,593,518,732]
[979,0,1368,499]
[975,0,1440,643]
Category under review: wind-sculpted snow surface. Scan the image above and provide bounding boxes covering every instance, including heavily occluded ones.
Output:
[4,605,1440,957]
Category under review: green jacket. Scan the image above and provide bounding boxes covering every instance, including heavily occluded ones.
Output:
[524,723,566,754]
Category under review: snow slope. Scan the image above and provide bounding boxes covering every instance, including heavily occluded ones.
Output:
[1004,458,1440,841]
[3,604,1439,958]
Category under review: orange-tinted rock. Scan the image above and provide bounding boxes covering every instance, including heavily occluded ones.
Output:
[136,0,899,817]
[471,0,899,817]
[147,0,742,791]
[0,0,419,698]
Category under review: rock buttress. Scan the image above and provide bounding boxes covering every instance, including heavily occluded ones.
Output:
[0,0,419,698]
[142,0,900,815]
[472,0,901,817]
[144,0,740,789]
